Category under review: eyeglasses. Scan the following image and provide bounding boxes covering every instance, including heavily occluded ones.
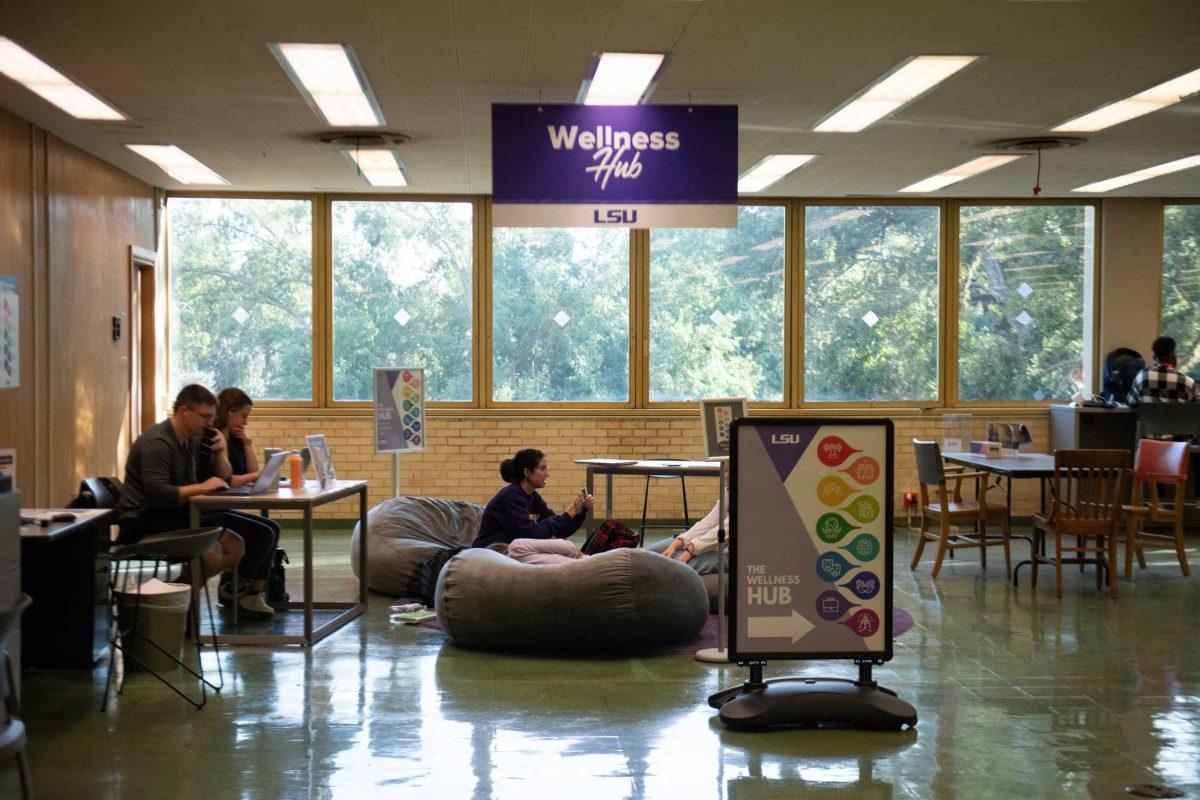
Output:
[189,407,217,422]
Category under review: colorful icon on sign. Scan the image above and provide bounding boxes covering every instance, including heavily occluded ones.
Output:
[843,495,880,524]
[816,551,856,582]
[843,608,881,638]
[816,589,858,621]
[402,370,412,382]
[817,476,856,506]
[841,533,881,563]
[817,435,861,467]
[842,570,881,600]
[841,456,881,485]
[816,512,857,543]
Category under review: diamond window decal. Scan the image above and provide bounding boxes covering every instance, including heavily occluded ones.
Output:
[1033,390,1046,401]
[862,311,879,328]
[1017,282,1034,298]
[709,309,726,325]
[393,308,412,327]
[1016,311,1033,326]
[553,310,571,328]
[232,307,250,325]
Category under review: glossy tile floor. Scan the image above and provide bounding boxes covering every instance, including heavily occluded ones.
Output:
[13,525,1200,800]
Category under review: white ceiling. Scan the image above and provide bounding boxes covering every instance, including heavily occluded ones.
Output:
[0,0,1198,197]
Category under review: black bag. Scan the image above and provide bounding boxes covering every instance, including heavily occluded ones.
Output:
[67,476,125,509]
[416,547,466,608]
[1102,347,1144,403]
[581,519,640,555]
[268,548,290,606]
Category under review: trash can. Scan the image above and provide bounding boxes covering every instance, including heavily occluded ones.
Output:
[114,579,192,672]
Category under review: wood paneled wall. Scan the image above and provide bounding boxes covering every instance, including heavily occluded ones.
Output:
[0,105,155,506]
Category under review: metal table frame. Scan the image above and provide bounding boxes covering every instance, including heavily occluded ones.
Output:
[576,459,722,532]
[189,480,368,647]
[940,452,1056,587]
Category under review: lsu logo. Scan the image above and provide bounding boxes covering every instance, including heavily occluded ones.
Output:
[593,208,637,224]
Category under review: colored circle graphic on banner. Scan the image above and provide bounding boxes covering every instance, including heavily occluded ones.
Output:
[411,435,421,445]
[817,476,856,506]
[842,570,881,600]
[841,533,881,563]
[816,589,858,621]
[816,512,857,543]
[843,495,880,523]
[816,551,856,582]
[403,400,414,411]
[402,370,412,382]
[403,429,413,441]
[843,608,880,638]
[817,435,861,467]
[841,456,881,485]
[410,420,421,432]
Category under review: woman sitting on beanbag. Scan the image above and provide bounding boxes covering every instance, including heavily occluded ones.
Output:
[472,448,593,549]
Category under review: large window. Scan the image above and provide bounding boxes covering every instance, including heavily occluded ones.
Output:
[649,205,786,402]
[491,228,629,402]
[168,197,313,401]
[1161,204,1200,374]
[957,205,1094,401]
[332,200,474,402]
[804,206,940,402]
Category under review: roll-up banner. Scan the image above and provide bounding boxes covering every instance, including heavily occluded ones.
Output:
[491,103,737,228]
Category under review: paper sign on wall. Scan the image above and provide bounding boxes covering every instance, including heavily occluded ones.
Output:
[491,103,737,228]
[730,418,894,662]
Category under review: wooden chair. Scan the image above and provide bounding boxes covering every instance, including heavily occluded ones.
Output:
[910,440,1011,578]
[1031,449,1127,598]
[1122,438,1190,579]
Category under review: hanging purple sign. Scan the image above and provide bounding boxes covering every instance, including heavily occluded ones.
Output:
[491,103,737,228]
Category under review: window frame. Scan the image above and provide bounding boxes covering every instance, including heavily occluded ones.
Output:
[324,193,483,409]
[641,199,794,410]
[798,198,945,409]
[947,198,1101,408]
[164,190,322,409]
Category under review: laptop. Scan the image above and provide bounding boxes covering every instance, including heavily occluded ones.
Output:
[208,451,288,495]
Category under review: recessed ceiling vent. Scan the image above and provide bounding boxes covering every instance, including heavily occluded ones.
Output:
[990,136,1086,151]
[316,132,410,148]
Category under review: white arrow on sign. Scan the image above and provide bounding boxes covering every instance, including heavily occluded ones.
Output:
[747,611,815,643]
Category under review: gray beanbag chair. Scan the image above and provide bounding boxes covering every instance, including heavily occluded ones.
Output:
[351,495,484,596]
[435,547,709,652]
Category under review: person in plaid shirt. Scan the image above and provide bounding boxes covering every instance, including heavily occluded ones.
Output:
[1127,336,1197,404]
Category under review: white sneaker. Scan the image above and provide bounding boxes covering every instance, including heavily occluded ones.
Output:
[238,592,275,617]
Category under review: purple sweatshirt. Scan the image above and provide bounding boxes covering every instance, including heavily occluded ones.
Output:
[471,482,585,548]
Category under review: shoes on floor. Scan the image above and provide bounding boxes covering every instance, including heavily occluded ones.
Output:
[238,592,275,617]
[218,579,238,606]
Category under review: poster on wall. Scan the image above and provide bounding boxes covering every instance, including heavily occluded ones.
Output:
[699,397,746,459]
[730,418,893,662]
[374,367,426,454]
[491,103,737,228]
[0,276,17,389]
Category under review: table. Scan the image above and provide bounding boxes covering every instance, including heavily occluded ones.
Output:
[575,459,722,532]
[940,452,1056,587]
[20,508,113,668]
[189,480,368,647]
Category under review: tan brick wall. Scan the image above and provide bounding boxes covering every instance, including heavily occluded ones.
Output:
[248,410,1051,522]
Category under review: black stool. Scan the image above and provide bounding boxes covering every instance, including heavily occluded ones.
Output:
[101,527,225,711]
[638,473,690,547]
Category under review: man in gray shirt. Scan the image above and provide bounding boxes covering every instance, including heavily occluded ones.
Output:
[116,384,245,581]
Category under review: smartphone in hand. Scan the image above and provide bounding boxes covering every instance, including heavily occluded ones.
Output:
[198,427,217,456]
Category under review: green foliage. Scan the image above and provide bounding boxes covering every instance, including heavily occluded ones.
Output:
[492,228,629,401]
[1161,205,1200,374]
[332,201,474,401]
[649,205,785,401]
[169,198,312,400]
[805,206,939,402]
[958,206,1091,401]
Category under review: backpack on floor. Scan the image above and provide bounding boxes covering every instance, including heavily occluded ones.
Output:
[417,547,466,608]
[268,548,290,608]
[581,519,639,555]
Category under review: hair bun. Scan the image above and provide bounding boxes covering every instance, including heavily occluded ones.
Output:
[499,458,517,482]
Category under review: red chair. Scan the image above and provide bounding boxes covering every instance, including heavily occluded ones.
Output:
[1122,439,1191,579]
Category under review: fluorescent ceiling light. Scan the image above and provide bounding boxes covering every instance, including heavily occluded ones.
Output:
[738,154,818,193]
[899,155,1022,192]
[1053,66,1200,132]
[0,37,124,120]
[125,145,228,185]
[578,52,666,105]
[814,55,978,132]
[346,149,408,187]
[270,43,383,127]
[1072,154,1200,193]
